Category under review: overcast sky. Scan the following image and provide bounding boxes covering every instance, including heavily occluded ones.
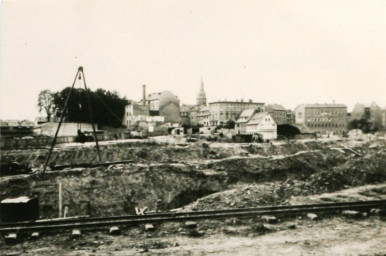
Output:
[1,0,385,120]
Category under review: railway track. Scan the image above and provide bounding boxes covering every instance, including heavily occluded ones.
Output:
[1,200,385,233]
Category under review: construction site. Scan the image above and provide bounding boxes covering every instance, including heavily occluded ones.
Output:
[0,134,385,255]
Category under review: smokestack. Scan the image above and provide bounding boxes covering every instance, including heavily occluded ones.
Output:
[142,84,146,105]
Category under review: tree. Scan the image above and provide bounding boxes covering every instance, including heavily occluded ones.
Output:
[52,87,128,128]
[37,89,56,122]
[223,119,235,129]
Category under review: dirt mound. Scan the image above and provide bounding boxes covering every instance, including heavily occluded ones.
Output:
[287,183,386,205]
[181,147,386,211]
[181,182,286,211]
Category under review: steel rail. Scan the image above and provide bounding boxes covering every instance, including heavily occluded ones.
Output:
[2,200,385,227]
[1,200,385,233]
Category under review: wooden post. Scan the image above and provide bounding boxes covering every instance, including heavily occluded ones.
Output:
[58,181,62,218]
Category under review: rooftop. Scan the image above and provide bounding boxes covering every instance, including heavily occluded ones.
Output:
[236,108,256,123]
[209,100,264,105]
[266,104,286,111]
[248,112,270,125]
[305,103,347,108]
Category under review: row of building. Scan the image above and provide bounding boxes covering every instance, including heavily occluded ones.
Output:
[3,81,382,140]
[121,80,363,139]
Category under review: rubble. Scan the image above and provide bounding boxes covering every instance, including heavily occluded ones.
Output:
[306,213,319,221]
[342,210,361,218]
[109,226,121,235]
[145,224,155,231]
[71,229,81,238]
[261,215,278,224]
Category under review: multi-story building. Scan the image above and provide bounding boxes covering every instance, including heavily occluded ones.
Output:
[179,104,193,126]
[209,100,265,125]
[139,85,180,124]
[235,109,256,134]
[122,101,164,128]
[285,110,296,124]
[245,112,277,140]
[265,104,287,125]
[197,106,212,126]
[235,110,277,140]
[294,103,347,135]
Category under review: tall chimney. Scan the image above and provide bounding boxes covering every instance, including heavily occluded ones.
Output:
[142,84,146,105]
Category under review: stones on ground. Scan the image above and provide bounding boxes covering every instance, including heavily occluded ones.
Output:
[261,215,278,224]
[370,208,381,215]
[342,210,361,218]
[139,248,149,253]
[371,208,386,216]
[251,223,271,234]
[145,224,155,231]
[109,226,121,235]
[185,221,198,229]
[188,229,205,237]
[287,223,296,229]
[30,232,40,240]
[306,213,318,221]
[4,233,17,244]
[225,218,241,225]
[71,229,81,238]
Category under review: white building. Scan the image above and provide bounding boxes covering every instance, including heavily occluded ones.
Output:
[246,112,277,140]
[33,122,96,137]
[235,108,256,134]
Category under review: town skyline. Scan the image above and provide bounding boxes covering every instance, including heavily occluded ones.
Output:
[1,0,386,120]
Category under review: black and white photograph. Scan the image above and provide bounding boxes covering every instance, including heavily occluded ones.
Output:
[0,0,385,255]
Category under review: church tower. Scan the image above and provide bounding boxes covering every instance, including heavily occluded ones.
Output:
[196,78,207,106]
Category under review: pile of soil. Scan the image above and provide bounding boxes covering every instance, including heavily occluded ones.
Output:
[182,146,386,211]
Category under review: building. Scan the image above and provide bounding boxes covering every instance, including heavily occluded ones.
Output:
[33,122,96,137]
[235,110,277,140]
[196,78,207,106]
[197,106,212,126]
[179,104,193,126]
[235,109,256,134]
[265,104,287,125]
[245,112,277,140]
[294,103,347,135]
[209,100,265,125]
[122,101,164,128]
[286,110,296,124]
[139,85,180,124]
[179,80,209,127]
[0,120,34,138]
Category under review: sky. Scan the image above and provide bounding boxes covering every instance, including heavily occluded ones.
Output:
[1,0,386,121]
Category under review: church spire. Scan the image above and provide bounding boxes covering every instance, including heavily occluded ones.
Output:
[196,77,207,106]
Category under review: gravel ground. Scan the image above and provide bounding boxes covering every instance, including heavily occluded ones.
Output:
[1,216,385,255]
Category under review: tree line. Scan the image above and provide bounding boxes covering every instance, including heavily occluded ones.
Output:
[37,88,128,128]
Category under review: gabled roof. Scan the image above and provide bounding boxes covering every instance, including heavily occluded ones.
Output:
[247,112,273,125]
[236,108,256,124]
[266,104,286,111]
